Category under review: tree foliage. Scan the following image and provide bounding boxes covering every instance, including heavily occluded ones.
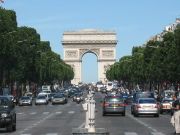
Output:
[0,8,74,88]
[106,25,180,90]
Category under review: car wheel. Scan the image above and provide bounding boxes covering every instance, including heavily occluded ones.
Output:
[160,110,163,114]
[154,114,159,117]
[122,111,126,116]
[134,113,138,117]
[131,109,134,115]
[13,123,16,131]
[102,111,106,116]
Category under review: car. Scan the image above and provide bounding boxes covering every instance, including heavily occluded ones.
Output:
[37,92,49,101]
[72,93,83,102]
[18,96,32,106]
[131,91,155,115]
[35,95,48,105]
[0,96,16,132]
[159,98,173,114]
[51,94,68,105]
[24,92,33,100]
[49,93,56,101]
[133,98,159,117]
[100,86,107,93]
[102,95,126,116]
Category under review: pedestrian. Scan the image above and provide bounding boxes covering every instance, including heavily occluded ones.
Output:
[170,98,180,134]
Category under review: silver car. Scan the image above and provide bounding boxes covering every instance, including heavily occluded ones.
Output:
[102,95,126,116]
[35,95,48,105]
[52,94,67,105]
[133,98,159,117]
[19,96,32,106]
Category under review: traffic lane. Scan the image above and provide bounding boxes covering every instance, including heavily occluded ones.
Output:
[126,107,174,135]
[95,104,152,135]
[27,103,85,135]
[95,92,174,135]
[0,99,77,135]
[15,101,84,135]
[96,105,174,135]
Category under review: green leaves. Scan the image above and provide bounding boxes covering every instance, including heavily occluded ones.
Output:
[106,25,180,88]
[0,8,74,87]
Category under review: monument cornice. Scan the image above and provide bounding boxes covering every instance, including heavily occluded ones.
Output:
[63,31,116,35]
[62,40,117,44]
[64,60,82,62]
[98,59,116,62]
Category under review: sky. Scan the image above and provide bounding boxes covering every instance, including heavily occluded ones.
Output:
[1,0,180,83]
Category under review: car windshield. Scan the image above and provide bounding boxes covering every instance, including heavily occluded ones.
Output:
[0,97,9,106]
[138,93,154,98]
[37,96,46,99]
[139,99,155,104]
[163,100,173,103]
[54,94,64,98]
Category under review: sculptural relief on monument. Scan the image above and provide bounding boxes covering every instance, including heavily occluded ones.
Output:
[102,50,114,58]
[79,48,100,58]
[65,50,78,58]
[104,64,111,72]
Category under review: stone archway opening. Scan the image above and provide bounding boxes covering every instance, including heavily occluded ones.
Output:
[62,29,117,85]
[82,52,98,83]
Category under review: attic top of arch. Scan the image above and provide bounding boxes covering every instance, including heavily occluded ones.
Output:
[62,29,117,45]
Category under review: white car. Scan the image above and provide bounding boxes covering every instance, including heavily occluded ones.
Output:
[133,98,159,117]
[35,95,48,105]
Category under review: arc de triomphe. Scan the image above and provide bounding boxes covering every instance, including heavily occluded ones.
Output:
[62,29,117,85]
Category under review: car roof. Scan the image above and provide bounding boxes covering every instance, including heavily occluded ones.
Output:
[138,98,155,100]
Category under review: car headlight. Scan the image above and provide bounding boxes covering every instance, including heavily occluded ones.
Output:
[1,113,8,118]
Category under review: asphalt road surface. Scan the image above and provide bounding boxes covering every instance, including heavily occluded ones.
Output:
[0,92,175,135]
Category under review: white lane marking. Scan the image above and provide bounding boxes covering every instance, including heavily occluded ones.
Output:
[43,112,50,115]
[151,132,165,135]
[124,132,138,135]
[18,113,54,134]
[46,133,59,135]
[78,122,85,128]
[55,111,62,114]
[68,111,75,114]
[30,112,36,115]
[127,113,158,133]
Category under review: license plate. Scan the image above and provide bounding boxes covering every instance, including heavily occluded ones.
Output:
[143,106,152,109]
[112,104,118,107]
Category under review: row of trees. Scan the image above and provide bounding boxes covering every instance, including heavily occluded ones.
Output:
[0,7,74,94]
[106,24,180,92]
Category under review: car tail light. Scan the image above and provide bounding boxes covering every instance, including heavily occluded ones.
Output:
[104,103,109,107]
[119,104,126,107]
[136,104,141,109]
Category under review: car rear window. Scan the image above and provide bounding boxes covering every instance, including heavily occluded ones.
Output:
[163,100,173,103]
[139,99,155,104]
[105,97,123,102]
[21,97,30,100]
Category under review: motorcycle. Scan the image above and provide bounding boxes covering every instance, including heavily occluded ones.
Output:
[76,97,82,104]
